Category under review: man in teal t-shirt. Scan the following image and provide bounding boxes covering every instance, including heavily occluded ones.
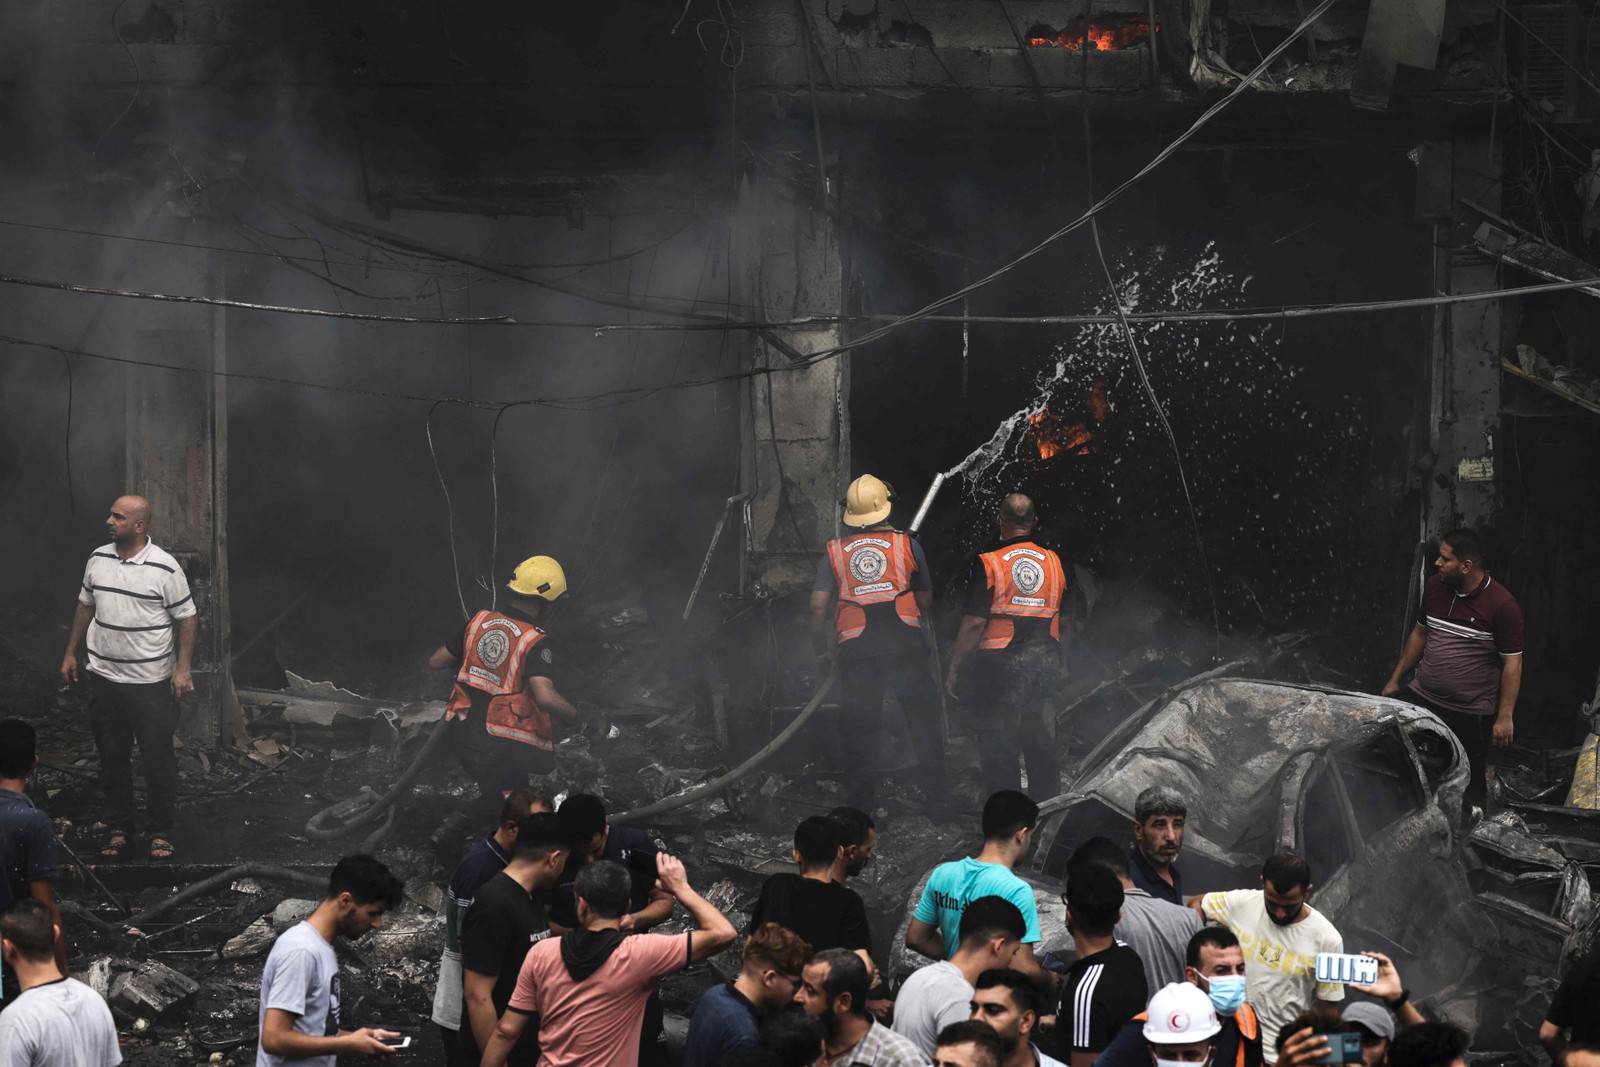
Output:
[907,791,1053,989]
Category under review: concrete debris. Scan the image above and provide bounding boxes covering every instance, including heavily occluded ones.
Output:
[271,899,318,929]
[222,917,276,959]
[365,911,443,962]
[80,957,119,1000]
[230,878,265,894]
[110,960,200,1017]
[404,876,446,913]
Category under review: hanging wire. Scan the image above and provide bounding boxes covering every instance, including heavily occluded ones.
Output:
[488,405,509,610]
[92,0,142,155]
[1061,0,1221,653]
[426,401,471,621]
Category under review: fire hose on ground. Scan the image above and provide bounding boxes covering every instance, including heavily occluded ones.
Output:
[613,666,839,824]
[303,717,454,842]
[295,661,839,838]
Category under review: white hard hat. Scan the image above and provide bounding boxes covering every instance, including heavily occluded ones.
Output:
[1142,983,1222,1044]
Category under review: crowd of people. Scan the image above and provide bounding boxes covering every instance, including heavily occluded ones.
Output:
[0,481,1562,1067]
[250,785,1593,1067]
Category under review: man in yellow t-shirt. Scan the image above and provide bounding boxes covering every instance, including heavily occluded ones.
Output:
[1192,853,1343,1060]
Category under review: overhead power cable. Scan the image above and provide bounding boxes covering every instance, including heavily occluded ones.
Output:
[596,274,1600,331]
[0,273,516,325]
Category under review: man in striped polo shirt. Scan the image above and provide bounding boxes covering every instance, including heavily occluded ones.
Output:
[59,495,197,861]
[1383,528,1524,820]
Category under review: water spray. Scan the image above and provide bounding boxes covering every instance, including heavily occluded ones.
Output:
[907,398,1050,534]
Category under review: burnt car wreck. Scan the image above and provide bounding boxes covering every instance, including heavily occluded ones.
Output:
[897,677,1600,1059]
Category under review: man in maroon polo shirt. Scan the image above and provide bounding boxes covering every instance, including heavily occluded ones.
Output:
[1383,528,1524,819]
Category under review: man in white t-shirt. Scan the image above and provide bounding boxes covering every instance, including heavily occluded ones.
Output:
[1194,853,1344,1059]
[60,495,198,862]
[894,896,1025,1057]
[257,854,406,1066]
[0,898,120,1067]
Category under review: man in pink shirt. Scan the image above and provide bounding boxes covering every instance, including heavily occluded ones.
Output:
[481,852,736,1067]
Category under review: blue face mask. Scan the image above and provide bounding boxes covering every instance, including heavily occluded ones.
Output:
[1204,975,1247,1016]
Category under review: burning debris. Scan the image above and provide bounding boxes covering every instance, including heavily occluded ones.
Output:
[1027,16,1158,51]
[1024,381,1111,461]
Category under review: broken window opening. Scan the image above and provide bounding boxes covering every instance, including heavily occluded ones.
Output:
[1299,768,1355,878]
[1335,731,1426,839]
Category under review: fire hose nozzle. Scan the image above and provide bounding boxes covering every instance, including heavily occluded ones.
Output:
[908,472,948,536]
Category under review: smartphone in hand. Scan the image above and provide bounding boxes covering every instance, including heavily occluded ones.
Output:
[1308,1033,1364,1065]
[1314,952,1379,985]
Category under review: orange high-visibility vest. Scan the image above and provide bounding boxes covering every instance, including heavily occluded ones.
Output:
[824,531,924,643]
[1131,1005,1259,1067]
[977,540,1066,650]
[444,610,554,750]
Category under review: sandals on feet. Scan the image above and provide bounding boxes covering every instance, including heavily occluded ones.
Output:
[100,831,128,860]
[148,835,175,861]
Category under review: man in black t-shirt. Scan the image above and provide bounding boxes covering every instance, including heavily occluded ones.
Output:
[1542,942,1600,1066]
[548,794,672,931]
[1058,864,1147,1067]
[749,816,874,976]
[453,812,573,1067]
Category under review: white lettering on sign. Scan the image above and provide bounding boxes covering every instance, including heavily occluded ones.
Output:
[1000,547,1047,562]
[1314,953,1379,985]
[852,582,894,596]
[1010,596,1046,607]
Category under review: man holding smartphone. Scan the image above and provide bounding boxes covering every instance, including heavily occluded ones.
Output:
[256,854,406,1066]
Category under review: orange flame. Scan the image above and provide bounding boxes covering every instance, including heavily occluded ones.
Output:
[1026,409,1095,460]
[1025,381,1109,462]
[1029,16,1156,50]
[1086,380,1109,423]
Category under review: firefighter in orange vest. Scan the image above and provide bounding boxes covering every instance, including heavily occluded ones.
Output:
[945,492,1067,796]
[428,555,582,820]
[810,474,944,810]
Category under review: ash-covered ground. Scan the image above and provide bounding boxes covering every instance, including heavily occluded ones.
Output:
[0,583,1589,1065]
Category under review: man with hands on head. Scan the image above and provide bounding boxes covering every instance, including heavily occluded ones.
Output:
[479,852,736,1067]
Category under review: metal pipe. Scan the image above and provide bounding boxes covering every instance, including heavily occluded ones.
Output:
[682,493,749,621]
[907,472,948,535]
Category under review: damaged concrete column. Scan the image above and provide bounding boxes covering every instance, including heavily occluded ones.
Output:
[1416,137,1502,535]
[734,166,848,593]
[123,259,233,748]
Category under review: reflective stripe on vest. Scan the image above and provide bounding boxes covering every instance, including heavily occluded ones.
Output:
[825,531,923,642]
[978,541,1066,649]
[1132,1006,1258,1067]
[444,611,554,750]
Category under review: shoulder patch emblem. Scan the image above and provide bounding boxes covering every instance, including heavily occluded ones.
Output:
[475,628,511,670]
[848,546,889,584]
[1011,556,1045,596]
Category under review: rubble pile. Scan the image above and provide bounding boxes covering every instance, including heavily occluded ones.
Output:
[3,598,1599,1063]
